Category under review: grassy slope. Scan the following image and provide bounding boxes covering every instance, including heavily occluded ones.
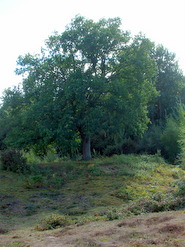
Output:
[0,154,185,246]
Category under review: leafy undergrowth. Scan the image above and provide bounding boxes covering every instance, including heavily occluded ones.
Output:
[0,154,185,246]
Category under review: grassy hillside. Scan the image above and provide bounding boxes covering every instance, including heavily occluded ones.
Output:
[0,154,185,246]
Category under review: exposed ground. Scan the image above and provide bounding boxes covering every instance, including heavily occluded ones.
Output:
[1,210,185,246]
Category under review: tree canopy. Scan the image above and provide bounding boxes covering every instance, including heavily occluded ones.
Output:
[0,16,184,160]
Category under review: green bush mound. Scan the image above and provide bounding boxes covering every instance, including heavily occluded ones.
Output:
[36,214,72,231]
[0,149,29,173]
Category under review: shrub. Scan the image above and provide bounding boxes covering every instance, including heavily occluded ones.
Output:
[161,117,181,163]
[36,214,72,231]
[23,150,42,164]
[176,179,185,196]
[0,149,29,173]
[126,194,183,215]
[136,124,163,154]
[126,199,164,214]
[106,208,120,221]
[86,164,103,176]
[0,228,8,234]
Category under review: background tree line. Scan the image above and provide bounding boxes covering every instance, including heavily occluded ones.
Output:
[0,16,185,161]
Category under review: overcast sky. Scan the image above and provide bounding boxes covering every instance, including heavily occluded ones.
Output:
[0,0,185,97]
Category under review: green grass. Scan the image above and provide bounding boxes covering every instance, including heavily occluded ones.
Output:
[0,154,185,232]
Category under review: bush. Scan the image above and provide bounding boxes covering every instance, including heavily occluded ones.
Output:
[136,124,163,154]
[0,149,29,173]
[105,208,120,221]
[176,179,185,196]
[161,117,181,163]
[36,214,72,231]
[0,228,8,234]
[86,163,103,176]
[126,198,167,215]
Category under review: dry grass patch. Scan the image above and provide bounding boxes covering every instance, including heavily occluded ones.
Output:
[1,211,185,246]
[158,223,185,234]
[117,218,145,228]
[145,215,174,225]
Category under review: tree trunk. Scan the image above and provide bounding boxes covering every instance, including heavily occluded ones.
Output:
[82,135,92,160]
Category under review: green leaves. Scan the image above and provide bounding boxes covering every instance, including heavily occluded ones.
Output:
[150,45,185,121]
[0,16,165,159]
[112,35,158,136]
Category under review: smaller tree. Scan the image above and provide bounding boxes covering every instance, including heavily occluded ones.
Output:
[176,107,185,167]
[150,45,185,122]
[161,116,181,163]
[161,106,185,163]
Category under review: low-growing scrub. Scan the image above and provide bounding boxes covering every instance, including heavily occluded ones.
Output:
[176,179,185,196]
[0,227,8,234]
[0,153,185,235]
[0,149,29,173]
[23,175,45,189]
[36,214,72,231]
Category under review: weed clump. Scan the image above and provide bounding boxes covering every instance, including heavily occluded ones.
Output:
[105,208,120,221]
[36,214,72,231]
[0,149,29,173]
[23,175,45,189]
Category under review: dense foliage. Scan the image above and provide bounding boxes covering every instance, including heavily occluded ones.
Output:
[0,149,28,173]
[0,16,185,161]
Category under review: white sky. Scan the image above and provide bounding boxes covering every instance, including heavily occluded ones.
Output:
[0,0,185,97]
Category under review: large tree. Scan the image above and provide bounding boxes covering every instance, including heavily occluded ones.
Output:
[3,16,157,160]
